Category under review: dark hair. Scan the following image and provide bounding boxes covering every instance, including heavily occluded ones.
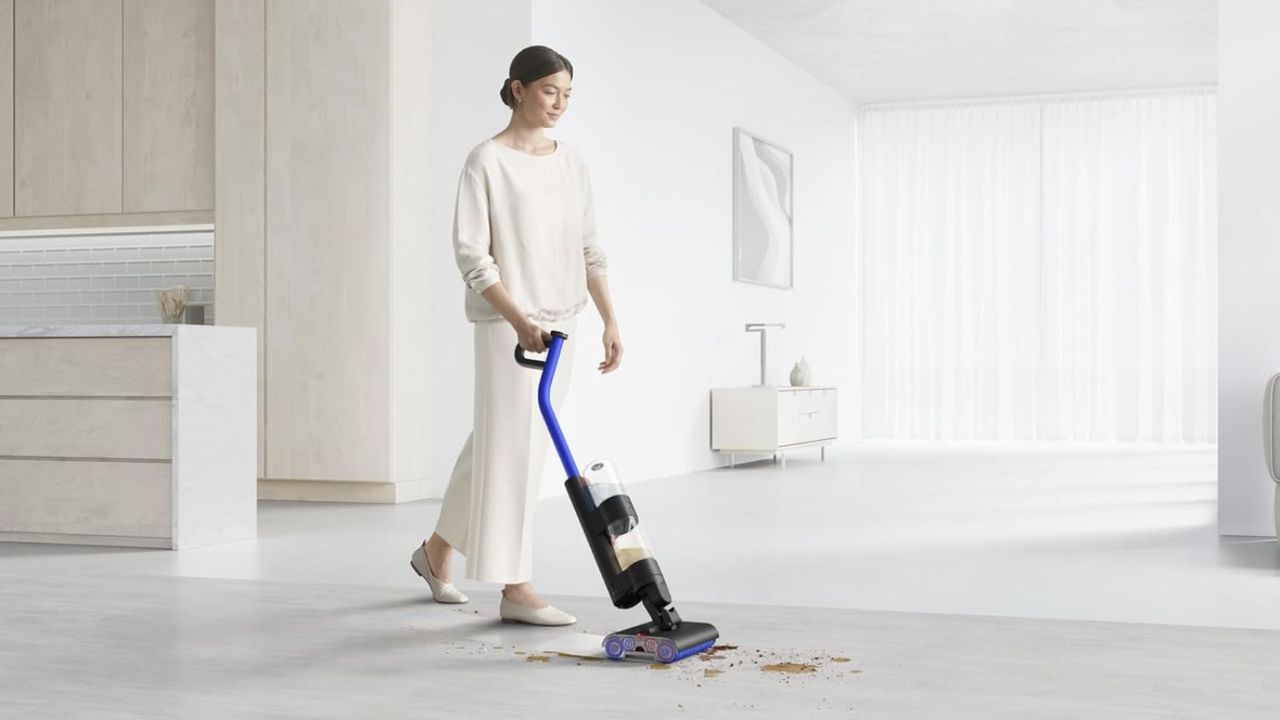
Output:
[500,45,573,109]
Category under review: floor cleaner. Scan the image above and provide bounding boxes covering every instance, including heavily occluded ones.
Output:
[515,331,720,663]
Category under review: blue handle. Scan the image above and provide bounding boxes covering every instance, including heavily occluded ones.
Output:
[514,331,578,479]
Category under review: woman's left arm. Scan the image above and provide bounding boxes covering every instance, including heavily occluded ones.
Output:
[580,157,621,374]
[588,274,622,373]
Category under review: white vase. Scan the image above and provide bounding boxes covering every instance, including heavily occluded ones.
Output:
[790,356,812,387]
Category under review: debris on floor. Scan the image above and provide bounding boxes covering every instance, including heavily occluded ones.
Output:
[430,628,862,684]
[697,644,739,660]
[761,662,818,675]
[511,635,861,685]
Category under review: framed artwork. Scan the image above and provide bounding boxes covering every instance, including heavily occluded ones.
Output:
[732,127,793,289]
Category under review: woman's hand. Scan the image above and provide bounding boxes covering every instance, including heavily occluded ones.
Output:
[515,318,550,354]
[599,323,623,374]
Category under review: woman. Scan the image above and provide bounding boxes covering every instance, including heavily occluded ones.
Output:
[409,45,623,626]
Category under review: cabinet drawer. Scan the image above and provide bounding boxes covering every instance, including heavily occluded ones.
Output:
[0,397,172,459]
[0,337,171,396]
[795,388,835,414]
[798,406,837,442]
[0,458,171,538]
[787,388,837,444]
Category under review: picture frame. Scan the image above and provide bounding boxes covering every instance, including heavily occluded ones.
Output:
[732,127,794,290]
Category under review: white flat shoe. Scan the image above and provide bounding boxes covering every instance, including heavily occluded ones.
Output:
[500,595,577,626]
[410,543,469,604]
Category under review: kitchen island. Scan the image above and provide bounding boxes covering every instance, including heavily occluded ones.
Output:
[0,324,256,549]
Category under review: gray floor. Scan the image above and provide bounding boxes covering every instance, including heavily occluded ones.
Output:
[3,444,1279,718]
[2,571,1277,719]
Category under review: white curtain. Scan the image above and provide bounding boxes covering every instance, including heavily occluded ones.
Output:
[857,90,1217,444]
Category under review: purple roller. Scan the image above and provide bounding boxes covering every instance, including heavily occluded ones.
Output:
[604,636,625,660]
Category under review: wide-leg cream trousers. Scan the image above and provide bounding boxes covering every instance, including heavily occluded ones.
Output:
[435,314,578,584]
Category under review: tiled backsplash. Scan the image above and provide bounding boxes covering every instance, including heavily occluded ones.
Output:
[0,228,215,325]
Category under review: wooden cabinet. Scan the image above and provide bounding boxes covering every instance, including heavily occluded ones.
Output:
[14,0,124,217]
[0,338,173,544]
[263,0,392,483]
[6,0,212,222]
[123,0,215,212]
[710,386,838,467]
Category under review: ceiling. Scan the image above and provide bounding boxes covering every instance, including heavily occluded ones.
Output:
[697,0,1216,104]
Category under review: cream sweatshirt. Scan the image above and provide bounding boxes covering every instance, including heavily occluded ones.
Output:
[452,137,609,323]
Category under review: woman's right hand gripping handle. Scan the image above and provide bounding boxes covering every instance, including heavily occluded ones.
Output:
[477,282,550,353]
[515,317,551,354]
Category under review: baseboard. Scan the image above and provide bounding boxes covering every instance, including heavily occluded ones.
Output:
[258,477,432,504]
[0,531,171,548]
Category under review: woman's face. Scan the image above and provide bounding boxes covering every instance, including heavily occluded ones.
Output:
[514,70,572,128]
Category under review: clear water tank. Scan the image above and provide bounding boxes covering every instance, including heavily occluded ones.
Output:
[581,459,655,571]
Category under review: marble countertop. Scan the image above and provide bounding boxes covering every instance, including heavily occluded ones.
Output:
[0,324,241,338]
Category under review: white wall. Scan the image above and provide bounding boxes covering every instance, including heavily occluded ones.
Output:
[429,0,857,499]
[1218,0,1280,536]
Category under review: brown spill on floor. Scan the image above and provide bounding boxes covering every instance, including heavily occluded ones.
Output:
[699,644,740,661]
[648,663,672,670]
[525,655,550,663]
[761,662,818,675]
[704,669,724,678]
